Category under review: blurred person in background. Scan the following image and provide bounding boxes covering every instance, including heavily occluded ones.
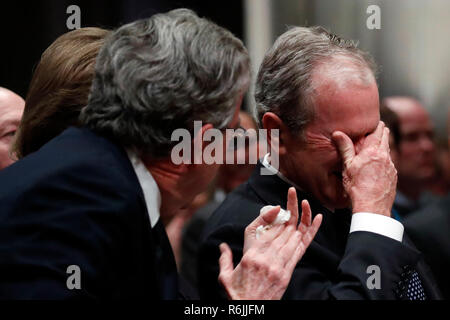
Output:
[404,106,450,299]
[379,103,402,219]
[0,87,24,169]
[379,103,401,167]
[383,97,436,219]
[427,137,450,197]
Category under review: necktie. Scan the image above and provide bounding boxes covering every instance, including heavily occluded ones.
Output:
[398,266,427,300]
[406,270,427,300]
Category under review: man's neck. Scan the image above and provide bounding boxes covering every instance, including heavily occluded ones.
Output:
[143,158,186,225]
[277,155,304,190]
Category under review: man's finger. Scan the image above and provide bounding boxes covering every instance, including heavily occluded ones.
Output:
[380,127,390,153]
[260,205,281,225]
[218,243,233,285]
[286,187,299,226]
[285,213,322,272]
[271,225,296,254]
[299,199,312,228]
[364,121,385,147]
[302,214,323,248]
[247,205,281,233]
[332,131,355,168]
[278,228,302,267]
[245,206,282,245]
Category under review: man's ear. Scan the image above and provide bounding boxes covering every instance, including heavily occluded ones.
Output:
[262,112,290,156]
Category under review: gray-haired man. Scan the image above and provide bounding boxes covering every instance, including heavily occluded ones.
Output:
[0,9,321,299]
[199,26,442,300]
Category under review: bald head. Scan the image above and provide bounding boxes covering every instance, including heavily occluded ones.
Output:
[383,97,429,120]
[0,87,24,110]
[383,96,435,196]
[0,87,24,169]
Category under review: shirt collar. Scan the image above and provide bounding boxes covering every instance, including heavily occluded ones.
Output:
[261,153,304,191]
[261,153,335,212]
[127,150,161,228]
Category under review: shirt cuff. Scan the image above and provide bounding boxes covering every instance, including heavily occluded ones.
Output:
[349,212,404,242]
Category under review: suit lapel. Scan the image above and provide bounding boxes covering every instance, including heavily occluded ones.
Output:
[152,220,179,300]
[248,162,292,206]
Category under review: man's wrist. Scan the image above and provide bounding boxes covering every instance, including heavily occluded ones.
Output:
[352,202,392,217]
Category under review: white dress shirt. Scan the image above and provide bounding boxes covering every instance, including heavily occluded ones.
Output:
[127,151,161,228]
[261,153,404,242]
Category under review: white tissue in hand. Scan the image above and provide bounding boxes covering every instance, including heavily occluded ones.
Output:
[255,206,291,239]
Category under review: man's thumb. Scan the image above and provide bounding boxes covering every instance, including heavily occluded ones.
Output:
[332,131,355,167]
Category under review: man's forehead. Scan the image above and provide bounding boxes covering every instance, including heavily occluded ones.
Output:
[0,90,25,123]
[400,116,433,134]
[314,81,379,116]
[386,98,426,118]
[400,107,430,123]
[396,107,433,133]
[0,107,23,124]
[0,88,24,106]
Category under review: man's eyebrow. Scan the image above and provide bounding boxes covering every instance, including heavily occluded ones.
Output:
[345,128,376,140]
[0,118,20,127]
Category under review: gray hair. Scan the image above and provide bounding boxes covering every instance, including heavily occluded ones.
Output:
[255,26,377,138]
[80,9,250,157]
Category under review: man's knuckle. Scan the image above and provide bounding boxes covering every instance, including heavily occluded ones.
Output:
[218,272,228,284]
[267,265,281,280]
[280,273,291,286]
[247,252,266,269]
[240,253,253,268]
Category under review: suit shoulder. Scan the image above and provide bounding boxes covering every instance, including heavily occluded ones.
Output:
[0,128,143,218]
[404,196,450,232]
[3,128,137,189]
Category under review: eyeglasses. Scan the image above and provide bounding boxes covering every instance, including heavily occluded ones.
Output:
[221,125,257,152]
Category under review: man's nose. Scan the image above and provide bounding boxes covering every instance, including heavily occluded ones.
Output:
[420,135,434,153]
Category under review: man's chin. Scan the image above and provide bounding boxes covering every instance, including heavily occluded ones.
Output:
[332,197,351,210]
[421,169,436,181]
[319,190,350,211]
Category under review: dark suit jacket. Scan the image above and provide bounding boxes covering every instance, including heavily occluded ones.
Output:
[0,127,180,299]
[181,199,222,289]
[404,194,450,299]
[198,162,442,300]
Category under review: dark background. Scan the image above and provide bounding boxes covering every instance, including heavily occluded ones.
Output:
[0,0,244,98]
